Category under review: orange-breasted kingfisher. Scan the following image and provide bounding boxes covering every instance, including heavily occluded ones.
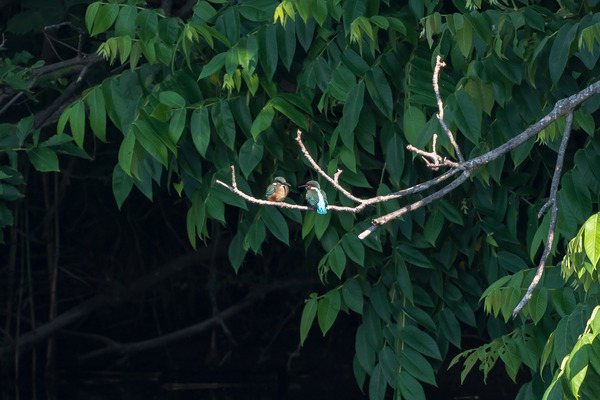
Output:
[299,180,328,214]
[264,177,291,202]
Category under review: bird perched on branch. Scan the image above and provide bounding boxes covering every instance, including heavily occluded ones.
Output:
[264,177,291,202]
[299,180,328,214]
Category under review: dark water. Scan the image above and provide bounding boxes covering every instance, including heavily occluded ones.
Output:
[3,369,364,400]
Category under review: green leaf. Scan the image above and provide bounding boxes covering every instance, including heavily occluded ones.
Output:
[370,283,391,324]
[330,245,347,279]
[342,278,363,314]
[238,35,258,75]
[549,22,577,84]
[300,297,318,345]
[90,3,119,36]
[190,107,210,157]
[341,48,369,77]
[238,138,263,178]
[398,371,426,400]
[259,206,289,245]
[16,115,34,146]
[356,325,376,373]
[257,24,278,80]
[168,108,186,144]
[311,0,327,25]
[365,67,393,120]
[379,346,397,389]
[404,306,437,333]
[159,91,186,108]
[317,289,341,335]
[339,82,365,147]
[575,108,595,136]
[342,233,365,266]
[112,164,133,210]
[270,97,308,131]
[211,100,236,150]
[198,52,227,80]
[403,106,426,145]
[438,308,461,348]
[385,133,404,187]
[228,232,246,272]
[118,129,136,176]
[115,5,136,37]
[342,0,367,35]
[455,19,473,58]
[397,243,433,269]
[447,91,480,145]
[277,18,296,71]
[313,211,331,239]
[399,325,442,360]
[339,145,356,172]
[57,103,73,137]
[398,348,437,386]
[528,288,548,325]
[584,213,600,266]
[369,364,388,400]
[28,147,59,172]
[131,120,168,167]
[69,100,85,149]
[135,8,158,41]
[85,2,100,34]
[250,104,274,139]
[511,137,535,168]
[244,218,266,253]
[423,209,444,246]
[395,255,413,304]
[86,86,106,142]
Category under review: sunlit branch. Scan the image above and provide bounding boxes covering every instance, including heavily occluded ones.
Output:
[215,166,358,213]
[295,129,365,204]
[358,171,470,240]
[433,55,465,163]
[359,79,600,239]
[512,112,574,319]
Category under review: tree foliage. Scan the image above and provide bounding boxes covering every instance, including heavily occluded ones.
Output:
[3,0,600,398]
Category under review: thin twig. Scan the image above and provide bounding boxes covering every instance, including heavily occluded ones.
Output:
[512,112,574,319]
[295,129,364,203]
[433,55,465,163]
[215,166,356,213]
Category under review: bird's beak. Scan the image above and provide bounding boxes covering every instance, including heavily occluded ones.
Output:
[283,182,291,186]
[298,184,306,189]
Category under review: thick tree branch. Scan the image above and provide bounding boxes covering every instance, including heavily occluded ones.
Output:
[512,112,574,318]
[77,279,316,360]
[0,251,209,358]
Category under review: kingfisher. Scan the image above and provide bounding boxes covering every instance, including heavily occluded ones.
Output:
[299,180,328,214]
[264,177,291,202]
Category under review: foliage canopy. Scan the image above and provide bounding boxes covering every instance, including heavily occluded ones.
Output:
[3,0,600,398]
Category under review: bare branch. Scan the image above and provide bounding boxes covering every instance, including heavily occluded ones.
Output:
[359,80,600,239]
[358,171,470,240]
[407,136,460,170]
[215,166,319,212]
[295,129,364,203]
[77,279,316,360]
[512,112,574,319]
[433,55,465,163]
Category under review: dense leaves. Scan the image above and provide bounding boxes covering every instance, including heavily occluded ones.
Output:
[3,0,600,399]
